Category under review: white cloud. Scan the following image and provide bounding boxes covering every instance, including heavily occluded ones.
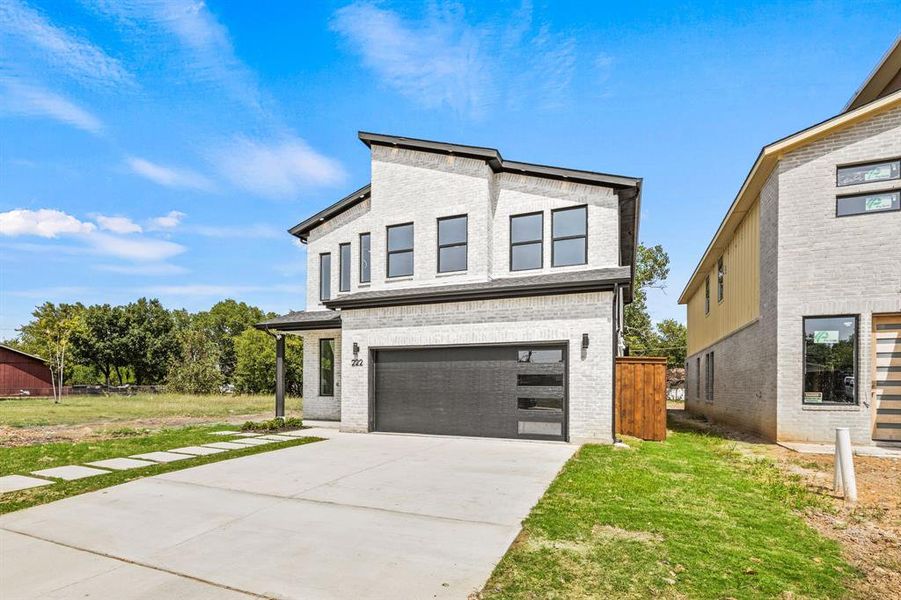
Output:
[147,210,185,230]
[0,0,133,87]
[331,2,488,115]
[0,77,103,133]
[95,214,142,234]
[126,157,214,191]
[187,223,281,239]
[0,208,96,237]
[209,135,345,200]
[88,232,185,262]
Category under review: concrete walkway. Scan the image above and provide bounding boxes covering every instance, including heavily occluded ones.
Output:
[0,430,576,599]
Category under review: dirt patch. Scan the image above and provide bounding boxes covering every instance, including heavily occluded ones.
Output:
[0,412,274,447]
[669,408,901,599]
[591,524,664,544]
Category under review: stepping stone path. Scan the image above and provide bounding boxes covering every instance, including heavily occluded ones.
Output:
[0,475,54,493]
[229,438,275,446]
[168,446,227,456]
[86,458,157,471]
[129,451,192,463]
[31,466,111,481]
[203,441,253,450]
[209,430,242,436]
[233,432,264,437]
[257,434,298,442]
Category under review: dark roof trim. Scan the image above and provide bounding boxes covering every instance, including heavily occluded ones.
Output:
[358,131,642,189]
[845,34,901,113]
[289,183,371,242]
[254,313,342,332]
[324,275,630,310]
[0,343,46,363]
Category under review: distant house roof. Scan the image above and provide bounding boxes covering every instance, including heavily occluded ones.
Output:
[255,311,341,332]
[845,34,901,112]
[324,267,631,310]
[0,343,46,363]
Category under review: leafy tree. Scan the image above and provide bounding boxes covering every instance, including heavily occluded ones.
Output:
[70,304,128,385]
[651,319,687,368]
[166,326,222,394]
[122,298,178,385]
[194,300,268,383]
[18,302,85,402]
[624,243,670,355]
[233,328,302,394]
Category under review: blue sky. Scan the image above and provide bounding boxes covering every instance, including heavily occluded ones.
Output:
[0,1,898,338]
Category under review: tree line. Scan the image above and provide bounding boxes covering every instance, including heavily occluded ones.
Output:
[6,299,302,398]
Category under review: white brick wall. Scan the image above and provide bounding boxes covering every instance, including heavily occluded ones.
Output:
[338,292,615,443]
[301,331,342,421]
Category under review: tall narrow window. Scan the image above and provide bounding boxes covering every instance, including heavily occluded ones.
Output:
[803,316,857,405]
[552,206,587,267]
[717,257,725,303]
[319,253,331,301]
[510,212,543,271]
[437,215,467,273]
[359,232,371,283]
[704,275,710,315]
[386,223,414,277]
[695,357,701,399]
[339,243,351,292]
[319,338,335,396]
[705,352,715,402]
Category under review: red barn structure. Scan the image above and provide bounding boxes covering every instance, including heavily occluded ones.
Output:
[0,344,54,397]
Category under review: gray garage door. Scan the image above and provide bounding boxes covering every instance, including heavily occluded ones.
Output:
[372,345,567,441]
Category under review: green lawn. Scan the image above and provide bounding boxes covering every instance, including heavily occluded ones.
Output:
[0,393,299,427]
[482,430,854,600]
[0,424,319,514]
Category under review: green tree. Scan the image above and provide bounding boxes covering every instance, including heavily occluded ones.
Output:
[651,319,687,368]
[194,300,268,383]
[233,328,302,394]
[166,327,223,394]
[70,304,128,385]
[624,243,670,355]
[18,302,85,402]
[122,298,178,385]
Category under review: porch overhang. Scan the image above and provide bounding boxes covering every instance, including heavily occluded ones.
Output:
[254,311,342,333]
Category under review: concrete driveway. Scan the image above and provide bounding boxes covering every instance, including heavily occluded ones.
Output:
[0,429,576,599]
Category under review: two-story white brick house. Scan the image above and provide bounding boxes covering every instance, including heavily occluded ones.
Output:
[257,132,642,443]
[680,37,901,445]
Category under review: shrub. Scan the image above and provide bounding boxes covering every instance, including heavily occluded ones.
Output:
[240,417,302,431]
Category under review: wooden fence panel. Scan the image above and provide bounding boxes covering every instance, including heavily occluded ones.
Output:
[615,356,667,441]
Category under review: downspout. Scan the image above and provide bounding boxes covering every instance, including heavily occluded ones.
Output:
[611,283,620,444]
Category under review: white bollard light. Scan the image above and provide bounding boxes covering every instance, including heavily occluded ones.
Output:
[833,427,857,503]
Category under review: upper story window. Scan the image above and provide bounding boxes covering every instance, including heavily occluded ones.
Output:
[386,223,414,278]
[359,232,371,283]
[704,275,710,315]
[319,253,331,301]
[437,215,467,273]
[836,190,900,217]
[551,206,587,267]
[510,212,543,271]
[836,159,900,187]
[717,257,725,303]
[339,243,351,292]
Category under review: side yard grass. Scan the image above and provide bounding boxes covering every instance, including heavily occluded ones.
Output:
[481,430,855,599]
[0,424,320,514]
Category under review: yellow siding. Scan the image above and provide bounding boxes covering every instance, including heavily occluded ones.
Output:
[686,200,760,356]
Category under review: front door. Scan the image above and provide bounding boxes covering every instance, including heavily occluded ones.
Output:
[873,315,901,442]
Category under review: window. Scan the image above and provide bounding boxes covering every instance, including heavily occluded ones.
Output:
[386,223,414,277]
[717,257,725,303]
[518,397,563,411]
[319,338,335,397]
[704,275,710,315]
[339,243,351,292]
[359,232,371,283]
[319,253,331,301]
[517,373,564,387]
[705,352,715,402]
[510,212,543,271]
[695,357,701,399]
[836,159,900,187]
[518,349,564,363]
[803,316,858,405]
[836,190,900,217]
[552,206,587,267]
[437,215,467,273]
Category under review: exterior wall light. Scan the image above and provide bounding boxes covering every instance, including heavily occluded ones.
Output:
[582,333,589,349]
[352,342,360,356]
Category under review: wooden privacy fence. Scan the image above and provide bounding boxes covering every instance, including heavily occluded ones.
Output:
[615,356,667,441]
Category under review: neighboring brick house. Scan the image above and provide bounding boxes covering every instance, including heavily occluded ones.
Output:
[257,132,642,443]
[679,37,901,445]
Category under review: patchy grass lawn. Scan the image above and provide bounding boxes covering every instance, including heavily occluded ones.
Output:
[0,393,296,428]
[480,430,855,600]
[0,423,319,514]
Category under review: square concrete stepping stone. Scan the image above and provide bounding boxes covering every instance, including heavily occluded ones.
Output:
[256,434,297,442]
[85,458,156,471]
[233,432,262,437]
[0,474,54,493]
[229,437,275,446]
[168,446,227,456]
[277,429,315,438]
[31,465,111,481]
[209,430,240,436]
[203,441,250,450]
[129,451,192,463]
